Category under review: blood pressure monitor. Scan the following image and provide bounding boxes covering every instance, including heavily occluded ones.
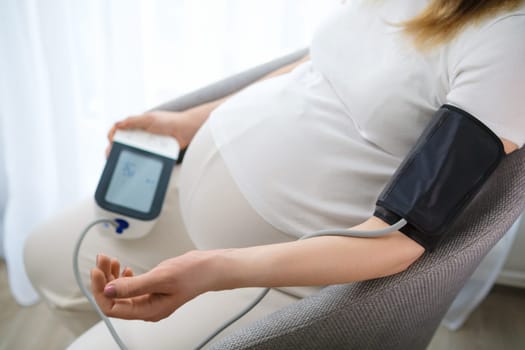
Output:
[95,129,180,238]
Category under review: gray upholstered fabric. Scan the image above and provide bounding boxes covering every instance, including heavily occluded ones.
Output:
[208,148,525,350]
[150,50,525,350]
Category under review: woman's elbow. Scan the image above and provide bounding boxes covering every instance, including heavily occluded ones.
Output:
[381,234,426,277]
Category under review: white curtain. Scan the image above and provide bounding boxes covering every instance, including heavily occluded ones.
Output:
[0,0,339,305]
[0,129,6,259]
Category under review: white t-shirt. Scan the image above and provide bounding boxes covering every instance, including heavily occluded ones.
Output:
[208,0,525,237]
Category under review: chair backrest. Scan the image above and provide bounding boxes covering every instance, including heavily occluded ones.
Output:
[211,147,525,350]
[153,49,309,113]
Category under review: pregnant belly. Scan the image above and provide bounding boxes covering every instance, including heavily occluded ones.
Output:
[207,72,403,235]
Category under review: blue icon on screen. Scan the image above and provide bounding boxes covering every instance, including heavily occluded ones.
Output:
[122,162,136,177]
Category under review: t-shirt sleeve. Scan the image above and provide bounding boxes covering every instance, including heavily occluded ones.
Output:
[446,14,525,147]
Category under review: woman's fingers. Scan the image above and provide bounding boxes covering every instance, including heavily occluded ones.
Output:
[90,253,201,322]
[105,114,154,157]
[105,111,179,158]
[107,124,118,143]
[92,268,158,320]
[118,114,154,131]
[110,258,121,281]
[122,266,134,277]
[107,294,158,320]
[106,114,146,143]
[90,268,116,313]
[91,254,185,321]
[107,294,183,322]
[105,144,112,158]
[103,271,159,298]
[97,254,115,282]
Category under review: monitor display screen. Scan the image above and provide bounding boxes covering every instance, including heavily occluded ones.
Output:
[105,149,163,213]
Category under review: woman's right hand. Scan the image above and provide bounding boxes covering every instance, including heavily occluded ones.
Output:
[105,110,203,157]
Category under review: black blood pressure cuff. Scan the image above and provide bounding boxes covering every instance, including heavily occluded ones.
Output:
[373,104,505,251]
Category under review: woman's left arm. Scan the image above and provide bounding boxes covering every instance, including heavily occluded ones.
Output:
[91,217,424,321]
[218,217,424,289]
[502,138,518,154]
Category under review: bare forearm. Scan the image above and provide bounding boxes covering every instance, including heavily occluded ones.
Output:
[92,218,424,321]
[183,97,229,132]
[208,217,425,291]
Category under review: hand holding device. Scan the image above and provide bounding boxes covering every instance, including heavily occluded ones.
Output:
[106,110,204,157]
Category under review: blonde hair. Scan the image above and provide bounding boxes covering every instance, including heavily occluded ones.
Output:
[402,0,525,48]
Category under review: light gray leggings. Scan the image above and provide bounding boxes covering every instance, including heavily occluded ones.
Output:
[24,122,318,349]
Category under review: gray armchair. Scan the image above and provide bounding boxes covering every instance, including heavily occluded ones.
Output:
[153,50,525,350]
